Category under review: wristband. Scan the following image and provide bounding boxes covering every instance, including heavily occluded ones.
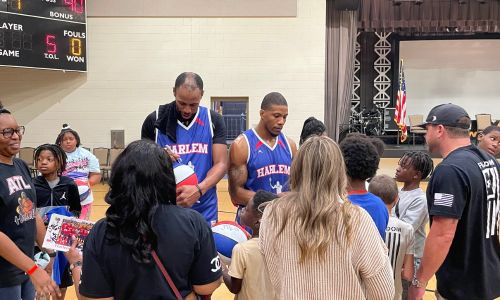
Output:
[195,184,203,197]
[26,264,38,275]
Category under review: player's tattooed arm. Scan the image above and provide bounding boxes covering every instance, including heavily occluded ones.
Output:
[228,135,255,206]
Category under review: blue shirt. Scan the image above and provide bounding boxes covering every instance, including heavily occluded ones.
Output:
[156,106,217,224]
[243,128,292,194]
[348,192,388,239]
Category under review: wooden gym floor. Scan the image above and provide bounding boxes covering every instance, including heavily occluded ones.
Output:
[63,158,490,300]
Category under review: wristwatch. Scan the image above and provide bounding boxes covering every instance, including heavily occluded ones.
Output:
[411,276,427,288]
[69,261,82,271]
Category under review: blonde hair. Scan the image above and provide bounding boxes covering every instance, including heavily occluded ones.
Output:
[269,136,356,263]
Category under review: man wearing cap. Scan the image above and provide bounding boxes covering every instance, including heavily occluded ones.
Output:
[409,104,500,300]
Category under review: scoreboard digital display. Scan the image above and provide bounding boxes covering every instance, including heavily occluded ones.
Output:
[0,0,86,72]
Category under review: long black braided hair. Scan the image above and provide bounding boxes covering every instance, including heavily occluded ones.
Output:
[399,151,434,180]
[34,144,67,176]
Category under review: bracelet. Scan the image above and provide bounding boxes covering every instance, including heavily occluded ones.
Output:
[26,264,38,275]
[195,184,203,197]
[69,261,82,271]
[411,276,427,288]
[69,261,82,276]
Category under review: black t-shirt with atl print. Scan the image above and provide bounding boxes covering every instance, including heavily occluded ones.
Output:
[427,145,500,300]
[79,204,222,300]
[0,158,37,288]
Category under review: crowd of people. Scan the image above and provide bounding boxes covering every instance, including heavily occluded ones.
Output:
[0,72,499,300]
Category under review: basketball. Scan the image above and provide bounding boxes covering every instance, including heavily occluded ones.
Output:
[211,221,250,266]
[173,164,198,187]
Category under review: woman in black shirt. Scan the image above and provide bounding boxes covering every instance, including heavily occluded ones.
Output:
[0,103,60,299]
[79,139,221,300]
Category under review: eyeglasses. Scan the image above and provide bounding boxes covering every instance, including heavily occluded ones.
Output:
[1,126,25,138]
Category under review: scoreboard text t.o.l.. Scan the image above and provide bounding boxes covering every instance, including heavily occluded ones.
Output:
[0,0,87,72]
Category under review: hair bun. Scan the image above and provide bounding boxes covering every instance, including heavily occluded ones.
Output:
[0,101,11,114]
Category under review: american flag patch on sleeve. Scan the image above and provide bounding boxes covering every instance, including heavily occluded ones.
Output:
[434,193,454,207]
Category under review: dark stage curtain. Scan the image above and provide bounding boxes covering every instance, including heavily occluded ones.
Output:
[358,0,500,33]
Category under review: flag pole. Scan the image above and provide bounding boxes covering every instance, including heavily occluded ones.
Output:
[395,59,402,147]
[395,58,408,146]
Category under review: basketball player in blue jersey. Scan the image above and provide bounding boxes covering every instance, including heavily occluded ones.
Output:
[141,72,228,225]
[228,92,297,222]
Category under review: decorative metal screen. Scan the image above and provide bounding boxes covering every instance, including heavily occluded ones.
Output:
[373,32,392,109]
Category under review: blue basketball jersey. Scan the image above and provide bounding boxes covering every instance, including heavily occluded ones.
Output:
[156,106,217,224]
[243,128,292,194]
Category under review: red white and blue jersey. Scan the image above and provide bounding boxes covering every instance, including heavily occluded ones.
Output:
[243,128,292,195]
[155,106,218,224]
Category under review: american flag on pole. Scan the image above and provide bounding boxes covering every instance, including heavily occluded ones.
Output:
[395,59,408,143]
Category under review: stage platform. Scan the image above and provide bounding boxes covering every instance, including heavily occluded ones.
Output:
[365,133,499,159]
[383,144,429,158]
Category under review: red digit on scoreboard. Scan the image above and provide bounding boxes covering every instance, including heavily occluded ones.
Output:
[74,0,84,14]
[45,34,57,54]
[64,0,84,14]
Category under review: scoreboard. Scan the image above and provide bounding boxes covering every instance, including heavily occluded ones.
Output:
[0,0,86,72]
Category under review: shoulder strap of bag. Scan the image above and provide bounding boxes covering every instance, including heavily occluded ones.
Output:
[151,250,183,300]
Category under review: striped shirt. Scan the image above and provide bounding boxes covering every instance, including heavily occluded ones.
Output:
[260,201,395,300]
[385,217,414,300]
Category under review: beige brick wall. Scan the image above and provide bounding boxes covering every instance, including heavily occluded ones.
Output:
[0,0,325,149]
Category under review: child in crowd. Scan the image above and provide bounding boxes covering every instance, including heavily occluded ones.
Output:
[394,151,433,263]
[394,151,433,299]
[56,124,101,220]
[34,144,81,219]
[34,144,81,300]
[369,174,414,300]
[340,135,388,239]
[477,125,500,156]
[299,117,326,146]
[344,132,385,188]
[345,132,385,157]
[222,190,276,300]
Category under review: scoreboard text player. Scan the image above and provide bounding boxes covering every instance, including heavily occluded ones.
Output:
[0,0,87,72]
